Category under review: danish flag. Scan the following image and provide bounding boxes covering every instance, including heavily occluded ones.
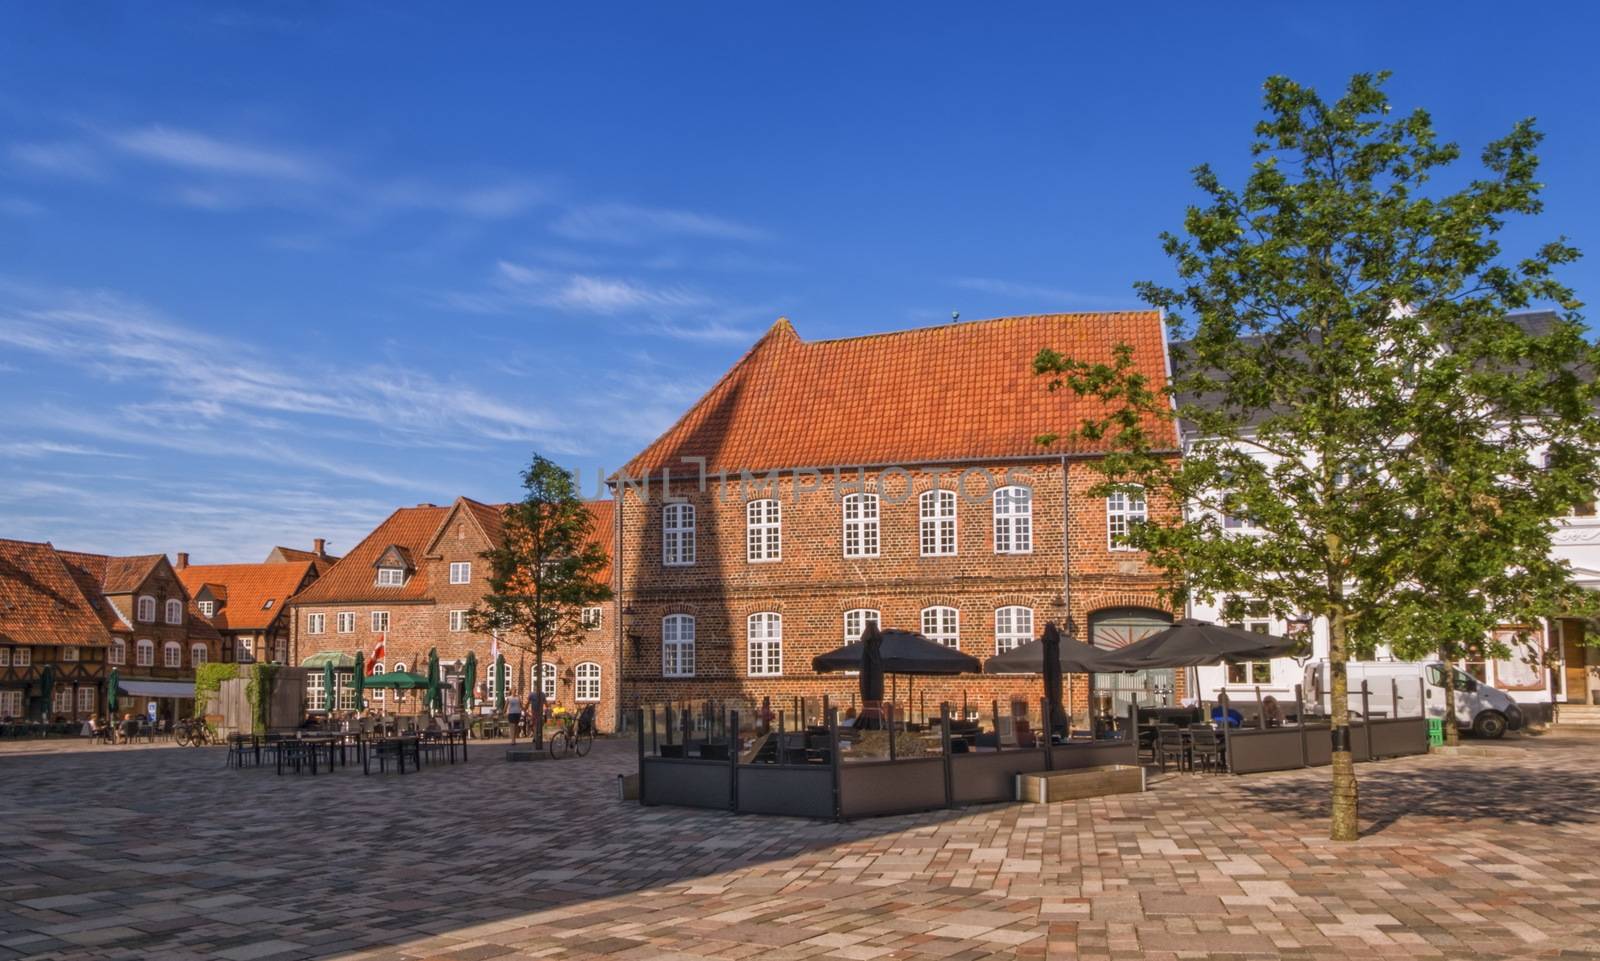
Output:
[370,634,385,674]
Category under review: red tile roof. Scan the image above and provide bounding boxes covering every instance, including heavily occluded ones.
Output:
[269,546,341,576]
[585,499,614,585]
[288,504,453,606]
[55,550,128,632]
[0,539,113,647]
[176,561,315,632]
[622,312,1176,477]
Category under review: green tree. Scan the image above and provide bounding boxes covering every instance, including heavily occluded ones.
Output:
[1034,73,1600,840]
[468,454,612,745]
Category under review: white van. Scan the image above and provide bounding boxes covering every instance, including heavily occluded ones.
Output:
[1302,660,1524,738]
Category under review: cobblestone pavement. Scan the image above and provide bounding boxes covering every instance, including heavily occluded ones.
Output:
[2,731,1598,961]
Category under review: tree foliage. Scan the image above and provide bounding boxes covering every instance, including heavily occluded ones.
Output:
[1035,73,1600,838]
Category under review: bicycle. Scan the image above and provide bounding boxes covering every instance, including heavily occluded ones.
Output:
[175,717,215,747]
[546,711,592,759]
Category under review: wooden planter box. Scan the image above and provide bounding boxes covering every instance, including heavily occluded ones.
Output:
[1017,764,1144,803]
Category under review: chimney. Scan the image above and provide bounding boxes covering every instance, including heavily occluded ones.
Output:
[313,538,326,557]
[176,552,189,570]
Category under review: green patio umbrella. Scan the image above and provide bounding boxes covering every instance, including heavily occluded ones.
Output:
[494,652,506,712]
[323,659,336,714]
[107,668,120,716]
[426,648,441,715]
[462,651,477,710]
[352,651,366,711]
[38,664,55,720]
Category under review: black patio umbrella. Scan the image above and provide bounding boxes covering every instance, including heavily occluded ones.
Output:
[984,623,1114,675]
[1092,618,1299,670]
[812,627,981,675]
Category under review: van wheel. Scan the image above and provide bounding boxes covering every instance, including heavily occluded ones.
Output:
[1472,711,1507,739]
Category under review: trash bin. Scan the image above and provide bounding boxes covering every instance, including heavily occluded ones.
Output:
[1426,717,1444,746]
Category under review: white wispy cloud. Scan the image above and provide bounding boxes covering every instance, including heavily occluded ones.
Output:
[950,276,1129,308]
[552,202,767,244]
[8,141,106,181]
[110,124,327,181]
[0,440,139,460]
[442,261,711,316]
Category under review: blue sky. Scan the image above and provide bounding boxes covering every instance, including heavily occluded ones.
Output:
[2,3,1598,562]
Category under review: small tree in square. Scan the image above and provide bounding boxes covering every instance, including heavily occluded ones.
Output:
[1034,73,1600,839]
[469,453,612,745]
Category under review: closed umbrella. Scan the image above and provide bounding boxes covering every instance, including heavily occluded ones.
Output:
[494,652,506,712]
[426,648,441,715]
[858,622,885,729]
[106,668,119,717]
[462,651,477,710]
[1093,618,1299,670]
[1041,622,1065,734]
[38,663,56,720]
[323,660,336,714]
[352,651,365,712]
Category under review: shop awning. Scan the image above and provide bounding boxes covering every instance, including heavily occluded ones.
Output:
[301,652,357,668]
[117,680,196,698]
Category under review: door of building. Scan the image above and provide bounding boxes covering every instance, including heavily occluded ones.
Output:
[1090,607,1175,714]
[1562,619,1590,704]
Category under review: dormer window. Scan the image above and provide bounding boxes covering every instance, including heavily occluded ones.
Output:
[376,568,405,587]
[199,600,214,617]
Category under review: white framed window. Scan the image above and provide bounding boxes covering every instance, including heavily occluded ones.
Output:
[745,499,781,562]
[136,639,154,667]
[842,493,880,558]
[162,642,181,668]
[238,637,254,661]
[164,598,183,624]
[0,648,10,667]
[663,502,696,566]
[53,688,72,714]
[137,595,156,622]
[0,690,21,717]
[1107,487,1148,551]
[491,660,516,696]
[449,562,471,584]
[370,662,386,704]
[921,606,960,648]
[844,608,881,642]
[109,639,125,665]
[306,671,326,711]
[376,567,405,586]
[448,610,468,632]
[538,662,556,700]
[574,662,601,702]
[337,612,355,633]
[77,687,95,713]
[262,599,275,611]
[994,486,1033,554]
[581,607,603,630]
[920,489,957,556]
[747,612,783,676]
[273,639,287,664]
[12,647,29,667]
[994,606,1034,654]
[191,643,208,666]
[306,613,326,635]
[337,672,356,711]
[371,611,389,632]
[198,600,214,617]
[62,645,79,662]
[662,614,696,677]
[1227,606,1274,684]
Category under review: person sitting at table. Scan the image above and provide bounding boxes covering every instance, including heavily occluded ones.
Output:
[119,714,138,743]
[1262,695,1284,728]
[1210,705,1244,728]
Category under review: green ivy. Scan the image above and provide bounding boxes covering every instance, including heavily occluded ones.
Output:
[244,664,279,736]
[193,663,240,720]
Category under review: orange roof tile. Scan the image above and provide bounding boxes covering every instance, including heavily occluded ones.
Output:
[622,312,1176,477]
[0,539,113,647]
[270,546,342,575]
[177,561,315,632]
[585,499,614,585]
[289,505,452,606]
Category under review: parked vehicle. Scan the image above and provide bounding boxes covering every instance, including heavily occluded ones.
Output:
[1302,660,1523,738]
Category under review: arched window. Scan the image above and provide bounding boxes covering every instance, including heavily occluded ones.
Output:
[190,643,208,666]
[844,609,880,642]
[747,612,783,676]
[136,596,156,622]
[920,489,957,556]
[842,493,879,558]
[164,599,183,624]
[662,502,696,566]
[574,662,601,702]
[994,606,1034,654]
[162,642,181,668]
[538,662,557,699]
[921,606,960,648]
[662,614,696,677]
[993,486,1033,554]
[746,499,781,562]
[371,662,386,704]
[1106,487,1148,551]
[136,639,154,667]
[109,639,125,665]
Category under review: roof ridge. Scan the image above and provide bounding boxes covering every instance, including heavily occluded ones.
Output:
[803,310,1158,347]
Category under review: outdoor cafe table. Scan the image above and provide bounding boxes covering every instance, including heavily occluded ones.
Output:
[364,735,422,774]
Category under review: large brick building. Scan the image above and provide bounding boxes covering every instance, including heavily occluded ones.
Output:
[176,553,322,666]
[610,312,1182,723]
[0,539,112,722]
[288,496,618,729]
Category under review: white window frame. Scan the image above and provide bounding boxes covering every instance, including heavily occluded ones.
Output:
[53,688,72,714]
[306,613,326,635]
[136,639,154,667]
[663,502,696,566]
[662,614,696,677]
[77,686,95,714]
[920,489,958,556]
[448,610,468,632]
[0,647,9,667]
[993,486,1033,554]
[371,611,389,632]
[746,498,782,563]
[61,645,79,662]
[994,606,1034,654]
[1227,609,1274,685]
[107,640,124,665]
[0,690,21,716]
[1107,487,1148,551]
[137,595,156,622]
[198,600,214,617]
[164,599,183,624]
[844,608,881,643]
[747,612,783,676]
[370,662,387,704]
[12,647,29,667]
[162,641,181,668]
[337,612,355,634]
[449,562,471,584]
[306,671,326,712]
[538,662,556,700]
[191,643,208,666]
[376,567,405,587]
[921,606,960,648]
[581,607,603,630]
[842,493,880,558]
[574,662,601,702]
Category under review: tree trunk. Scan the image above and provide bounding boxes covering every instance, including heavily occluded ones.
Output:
[1441,660,1460,747]
[533,644,546,748]
[1327,607,1360,841]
